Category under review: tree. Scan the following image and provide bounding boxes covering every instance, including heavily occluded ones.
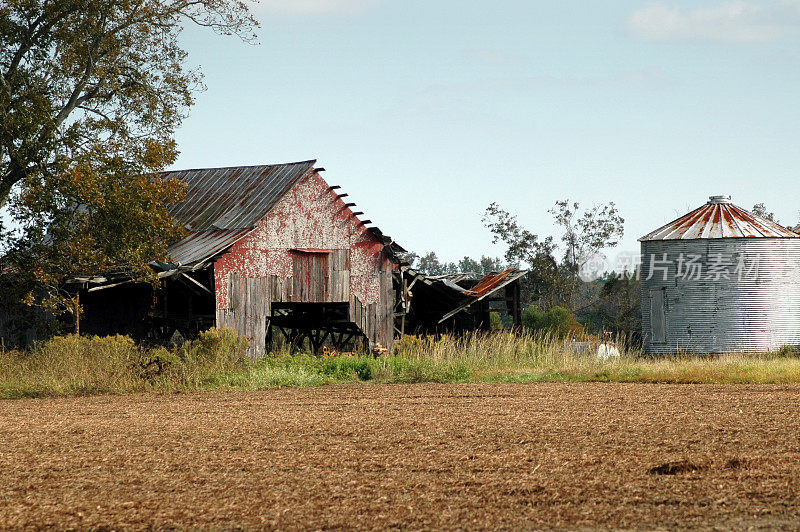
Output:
[0,0,257,313]
[397,251,419,268]
[416,251,457,276]
[751,203,777,223]
[483,200,624,310]
[483,202,565,307]
[577,270,641,344]
[457,255,505,276]
[548,200,624,307]
[403,250,506,278]
[549,200,624,277]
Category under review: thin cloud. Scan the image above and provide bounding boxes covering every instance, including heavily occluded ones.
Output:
[248,0,380,16]
[627,1,800,42]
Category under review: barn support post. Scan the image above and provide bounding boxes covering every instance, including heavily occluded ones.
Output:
[512,281,521,329]
[75,289,80,336]
[400,272,407,336]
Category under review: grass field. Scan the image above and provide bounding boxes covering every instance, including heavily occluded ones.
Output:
[3,329,800,399]
[2,383,800,529]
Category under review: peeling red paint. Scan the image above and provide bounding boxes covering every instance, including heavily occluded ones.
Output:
[213,171,396,309]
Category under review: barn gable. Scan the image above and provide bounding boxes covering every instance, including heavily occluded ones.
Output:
[212,170,390,309]
[209,167,399,358]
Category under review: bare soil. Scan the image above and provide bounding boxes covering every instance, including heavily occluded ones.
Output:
[2,383,800,530]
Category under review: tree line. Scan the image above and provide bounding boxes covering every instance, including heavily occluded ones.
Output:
[403,200,641,342]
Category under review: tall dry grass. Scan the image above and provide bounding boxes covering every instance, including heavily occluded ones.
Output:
[389,331,800,384]
[0,328,248,398]
[2,329,800,399]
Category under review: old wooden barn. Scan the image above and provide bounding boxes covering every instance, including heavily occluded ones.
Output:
[3,160,526,357]
[89,160,402,357]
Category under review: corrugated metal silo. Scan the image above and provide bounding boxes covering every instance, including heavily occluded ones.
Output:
[640,195,800,354]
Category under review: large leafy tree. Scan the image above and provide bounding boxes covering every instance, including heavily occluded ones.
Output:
[549,200,624,277]
[0,0,256,313]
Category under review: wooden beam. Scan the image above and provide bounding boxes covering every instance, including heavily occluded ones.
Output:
[87,280,133,292]
[180,273,213,295]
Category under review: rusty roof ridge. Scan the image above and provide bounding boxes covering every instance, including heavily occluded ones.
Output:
[725,204,751,238]
[732,203,781,237]
[639,196,799,241]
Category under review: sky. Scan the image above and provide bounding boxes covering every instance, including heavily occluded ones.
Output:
[173,0,800,269]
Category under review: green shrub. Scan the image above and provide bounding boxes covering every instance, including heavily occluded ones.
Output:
[771,344,800,358]
[321,356,373,380]
[522,305,582,337]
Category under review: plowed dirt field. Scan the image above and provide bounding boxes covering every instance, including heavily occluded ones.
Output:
[2,383,800,530]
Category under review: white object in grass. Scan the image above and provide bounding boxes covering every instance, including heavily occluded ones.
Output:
[597,343,620,360]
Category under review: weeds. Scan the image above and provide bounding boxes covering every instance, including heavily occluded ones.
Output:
[2,329,800,399]
[0,328,248,398]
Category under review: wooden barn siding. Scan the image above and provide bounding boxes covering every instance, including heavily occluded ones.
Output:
[216,249,394,359]
[212,172,398,359]
[292,252,330,302]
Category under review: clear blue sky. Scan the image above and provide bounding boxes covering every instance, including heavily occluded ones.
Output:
[174,0,800,266]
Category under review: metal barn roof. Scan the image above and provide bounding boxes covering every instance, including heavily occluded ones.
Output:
[164,161,316,231]
[165,228,253,267]
[160,161,317,267]
[639,195,799,241]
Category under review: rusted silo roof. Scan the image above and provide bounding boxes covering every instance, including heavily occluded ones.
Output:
[639,195,799,241]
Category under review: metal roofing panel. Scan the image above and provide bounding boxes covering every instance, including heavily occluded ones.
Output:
[157,160,316,267]
[162,161,316,231]
[436,269,528,323]
[640,196,799,241]
[166,229,252,267]
[468,269,524,298]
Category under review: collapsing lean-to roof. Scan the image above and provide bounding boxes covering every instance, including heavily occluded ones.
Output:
[395,267,527,335]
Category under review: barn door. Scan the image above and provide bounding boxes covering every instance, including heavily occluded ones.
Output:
[291,249,330,302]
[650,288,666,343]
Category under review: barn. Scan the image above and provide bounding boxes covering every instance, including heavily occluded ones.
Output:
[71,160,401,358]
[3,159,525,357]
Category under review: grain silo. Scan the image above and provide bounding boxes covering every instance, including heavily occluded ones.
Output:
[640,195,800,354]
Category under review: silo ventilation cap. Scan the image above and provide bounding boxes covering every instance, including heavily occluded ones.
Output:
[708,195,732,204]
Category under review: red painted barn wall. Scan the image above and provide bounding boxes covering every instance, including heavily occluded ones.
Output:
[213,171,397,358]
